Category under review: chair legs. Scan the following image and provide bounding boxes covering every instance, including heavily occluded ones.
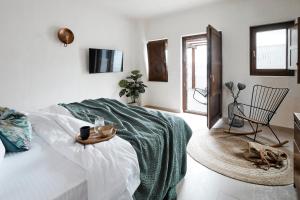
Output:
[253,123,259,142]
[267,125,281,144]
[228,115,282,145]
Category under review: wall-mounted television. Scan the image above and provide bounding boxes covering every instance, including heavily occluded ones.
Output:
[89,48,123,73]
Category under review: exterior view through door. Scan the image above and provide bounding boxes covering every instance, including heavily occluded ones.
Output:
[182,34,208,115]
[182,25,222,129]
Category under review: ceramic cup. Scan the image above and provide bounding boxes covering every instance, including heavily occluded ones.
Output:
[80,126,90,140]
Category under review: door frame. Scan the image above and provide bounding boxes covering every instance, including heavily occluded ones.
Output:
[182,34,207,116]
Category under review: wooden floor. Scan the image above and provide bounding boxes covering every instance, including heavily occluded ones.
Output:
[164,111,298,200]
[177,154,296,200]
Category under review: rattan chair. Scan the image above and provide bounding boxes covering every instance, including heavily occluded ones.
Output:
[226,85,289,145]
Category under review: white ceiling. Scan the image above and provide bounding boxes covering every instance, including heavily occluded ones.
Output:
[99,0,225,19]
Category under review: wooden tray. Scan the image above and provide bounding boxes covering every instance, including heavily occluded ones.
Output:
[76,126,116,145]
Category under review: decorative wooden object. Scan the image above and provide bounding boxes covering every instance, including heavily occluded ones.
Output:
[57,27,74,47]
[76,125,116,145]
[244,142,288,171]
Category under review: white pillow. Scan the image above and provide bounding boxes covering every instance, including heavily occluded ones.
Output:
[39,105,73,117]
[0,139,5,163]
[27,111,93,142]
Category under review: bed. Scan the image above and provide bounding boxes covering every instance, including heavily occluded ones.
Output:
[0,133,88,200]
[0,98,192,200]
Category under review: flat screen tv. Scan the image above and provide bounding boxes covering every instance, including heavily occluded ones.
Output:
[89,48,123,73]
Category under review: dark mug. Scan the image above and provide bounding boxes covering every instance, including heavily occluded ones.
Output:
[80,126,90,140]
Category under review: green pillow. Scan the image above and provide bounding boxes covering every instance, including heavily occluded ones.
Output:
[0,107,32,152]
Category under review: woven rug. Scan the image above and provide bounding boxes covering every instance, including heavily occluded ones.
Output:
[187,127,293,186]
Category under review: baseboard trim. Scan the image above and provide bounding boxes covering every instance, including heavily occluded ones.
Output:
[222,117,293,131]
[143,105,180,113]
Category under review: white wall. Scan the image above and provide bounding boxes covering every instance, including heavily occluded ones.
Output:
[138,0,300,128]
[0,0,138,111]
[0,0,299,128]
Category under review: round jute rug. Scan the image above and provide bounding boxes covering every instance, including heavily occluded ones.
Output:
[187,128,293,186]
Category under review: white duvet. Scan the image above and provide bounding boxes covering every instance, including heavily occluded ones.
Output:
[27,105,140,200]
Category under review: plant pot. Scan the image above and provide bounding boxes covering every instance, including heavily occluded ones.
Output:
[128,102,139,106]
[228,101,244,127]
[128,96,141,106]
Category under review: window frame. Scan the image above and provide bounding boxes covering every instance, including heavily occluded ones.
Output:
[250,21,295,76]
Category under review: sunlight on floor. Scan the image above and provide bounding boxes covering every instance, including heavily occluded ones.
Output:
[175,112,207,131]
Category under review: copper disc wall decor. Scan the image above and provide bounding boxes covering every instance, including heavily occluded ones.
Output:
[57,27,74,47]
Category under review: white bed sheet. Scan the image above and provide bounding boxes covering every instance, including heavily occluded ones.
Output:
[0,133,88,200]
[27,105,140,200]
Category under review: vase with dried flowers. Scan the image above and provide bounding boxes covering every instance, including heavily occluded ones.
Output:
[225,81,246,127]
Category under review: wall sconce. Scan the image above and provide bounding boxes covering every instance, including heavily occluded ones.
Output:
[57,27,74,47]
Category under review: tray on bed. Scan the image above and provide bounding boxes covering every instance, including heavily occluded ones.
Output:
[76,125,116,145]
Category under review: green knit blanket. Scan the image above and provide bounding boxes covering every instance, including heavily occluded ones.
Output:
[60,98,192,200]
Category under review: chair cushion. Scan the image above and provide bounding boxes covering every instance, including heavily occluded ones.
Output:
[0,107,32,152]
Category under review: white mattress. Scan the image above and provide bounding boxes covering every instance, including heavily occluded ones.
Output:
[0,134,88,200]
[0,105,140,200]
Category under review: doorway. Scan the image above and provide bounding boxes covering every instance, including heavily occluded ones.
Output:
[182,25,223,129]
[182,34,208,116]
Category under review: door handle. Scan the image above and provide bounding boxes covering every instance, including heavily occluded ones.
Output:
[210,74,215,82]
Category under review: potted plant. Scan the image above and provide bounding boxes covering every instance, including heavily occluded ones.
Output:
[225,81,246,127]
[119,70,147,105]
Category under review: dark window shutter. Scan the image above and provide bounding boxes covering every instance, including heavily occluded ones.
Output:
[147,39,168,82]
[297,17,300,83]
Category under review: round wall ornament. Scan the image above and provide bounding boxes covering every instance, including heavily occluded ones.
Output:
[57,27,74,47]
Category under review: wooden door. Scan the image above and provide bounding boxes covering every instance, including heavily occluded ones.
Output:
[296,17,300,83]
[207,25,222,129]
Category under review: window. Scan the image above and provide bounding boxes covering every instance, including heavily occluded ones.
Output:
[250,21,295,76]
[147,39,168,82]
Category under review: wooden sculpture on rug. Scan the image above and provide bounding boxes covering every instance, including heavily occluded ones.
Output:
[244,142,288,170]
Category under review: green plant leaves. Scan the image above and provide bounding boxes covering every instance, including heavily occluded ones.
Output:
[138,88,145,93]
[119,89,127,97]
[119,80,128,88]
[119,69,147,100]
[131,70,140,75]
